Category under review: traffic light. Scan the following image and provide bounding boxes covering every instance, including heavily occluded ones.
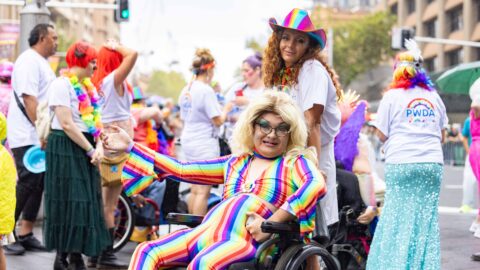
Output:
[115,0,129,23]
[391,27,415,50]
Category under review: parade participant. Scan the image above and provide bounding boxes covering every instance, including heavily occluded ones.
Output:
[102,91,326,270]
[461,115,477,214]
[0,112,16,270]
[4,24,57,256]
[468,95,480,238]
[367,40,448,269]
[129,87,166,242]
[0,61,13,116]
[225,53,264,122]
[178,48,232,215]
[334,90,378,224]
[44,41,110,270]
[90,39,136,269]
[263,8,342,226]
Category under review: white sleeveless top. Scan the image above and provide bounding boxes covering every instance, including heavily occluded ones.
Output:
[100,71,132,124]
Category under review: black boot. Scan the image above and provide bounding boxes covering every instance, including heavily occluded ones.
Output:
[68,253,86,270]
[53,252,69,270]
[87,256,97,268]
[96,229,128,269]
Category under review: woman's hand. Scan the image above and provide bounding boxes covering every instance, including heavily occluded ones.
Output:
[101,125,133,152]
[234,96,249,106]
[91,145,104,165]
[357,206,377,224]
[245,212,271,243]
[105,39,119,51]
[132,194,146,208]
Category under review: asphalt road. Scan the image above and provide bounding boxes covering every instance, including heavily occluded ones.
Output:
[6,164,480,270]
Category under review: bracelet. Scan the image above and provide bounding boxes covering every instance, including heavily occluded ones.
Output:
[86,147,95,157]
[126,141,135,153]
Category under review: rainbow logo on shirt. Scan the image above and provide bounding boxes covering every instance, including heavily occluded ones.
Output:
[406,98,435,123]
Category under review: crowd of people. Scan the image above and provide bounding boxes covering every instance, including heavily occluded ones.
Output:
[0,7,479,270]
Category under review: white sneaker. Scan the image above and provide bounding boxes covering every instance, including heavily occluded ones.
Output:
[475,227,480,239]
[471,221,480,233]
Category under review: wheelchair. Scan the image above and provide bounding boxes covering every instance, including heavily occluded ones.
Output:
[112,183,222,252]
[163,200,341,270]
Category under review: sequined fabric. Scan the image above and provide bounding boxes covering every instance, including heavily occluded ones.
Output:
[366,163,442,270]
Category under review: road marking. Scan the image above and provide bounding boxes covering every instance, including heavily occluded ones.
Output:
[444,185,463,189]
[438,206,477,215]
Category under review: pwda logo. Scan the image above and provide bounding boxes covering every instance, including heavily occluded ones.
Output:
[406,98,435,123]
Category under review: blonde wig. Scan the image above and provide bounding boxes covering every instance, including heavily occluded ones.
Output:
[231,90,317,163]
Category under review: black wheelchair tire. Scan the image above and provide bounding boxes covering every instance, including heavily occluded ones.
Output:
[274,244,340,270]
[274,244,304,270]
[113,192,135,252]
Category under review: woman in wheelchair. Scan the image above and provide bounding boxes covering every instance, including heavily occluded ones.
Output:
[102,91,327,270]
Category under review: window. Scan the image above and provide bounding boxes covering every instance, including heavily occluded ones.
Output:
[476,0,480,22]
[448,6,463,32]
[424,18,436,37]
[427,0,435,4]
[407,0,415,14]
[447,48,463,67]
[390,3,398,15]
[423,57,436,73]
[476,48,480,61]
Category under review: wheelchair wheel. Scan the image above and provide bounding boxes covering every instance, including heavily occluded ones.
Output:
[113,192,135,252]
[274,244,340,270]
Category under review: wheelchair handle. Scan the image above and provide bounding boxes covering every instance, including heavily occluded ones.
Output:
[261,220,299,234]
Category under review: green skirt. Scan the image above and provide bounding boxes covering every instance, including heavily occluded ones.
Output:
[43,130,109,256]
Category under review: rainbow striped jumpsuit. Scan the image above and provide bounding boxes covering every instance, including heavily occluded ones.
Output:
[122,143,326,270]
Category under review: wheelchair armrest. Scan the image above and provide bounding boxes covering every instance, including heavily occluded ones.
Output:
[165,213,204,227]
[261,220,299,234]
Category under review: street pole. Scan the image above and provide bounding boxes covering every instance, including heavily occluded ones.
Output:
[19,0,50,53]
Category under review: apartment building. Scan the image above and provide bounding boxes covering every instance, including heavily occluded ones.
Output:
[0,0,119,60]
[379,0,480,72]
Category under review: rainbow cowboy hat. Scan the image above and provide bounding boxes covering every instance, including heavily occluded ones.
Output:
[269,8,327,49]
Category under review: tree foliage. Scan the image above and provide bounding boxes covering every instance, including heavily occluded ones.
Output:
[146,70,186,100]
[328,12,396,86]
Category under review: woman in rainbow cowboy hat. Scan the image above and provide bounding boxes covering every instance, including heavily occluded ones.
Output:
[367,40,447,269]
[263,8,342,227]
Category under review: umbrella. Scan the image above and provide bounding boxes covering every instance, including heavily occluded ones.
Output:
[435,61,480,94]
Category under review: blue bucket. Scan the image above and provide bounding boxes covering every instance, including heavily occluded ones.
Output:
[23,145,46,173]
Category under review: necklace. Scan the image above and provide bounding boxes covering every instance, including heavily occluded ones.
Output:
[252,149,281,160]
[64,72,103,138]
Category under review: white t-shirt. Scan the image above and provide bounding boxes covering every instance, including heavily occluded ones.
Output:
[101,72,132,124]
[374,87,448,164]
[287,59,341,146]
[284,59,341,225]
[48,77,88,132]
[7,49,55,148]
[178,80,221,142]
[225,82,265,110]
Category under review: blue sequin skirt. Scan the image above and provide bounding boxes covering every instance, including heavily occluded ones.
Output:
[366,163,442,270]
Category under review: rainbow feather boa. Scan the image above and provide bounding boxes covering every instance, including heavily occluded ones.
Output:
[66,73,103,138]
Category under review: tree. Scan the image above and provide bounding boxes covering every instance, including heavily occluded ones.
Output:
[146,69,186,100]
[313,11,396,86]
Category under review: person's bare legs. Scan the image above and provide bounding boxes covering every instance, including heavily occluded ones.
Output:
[18,221,33,236]
[0,248,6,270]
[187,184,211,215]
[102,184,123,228]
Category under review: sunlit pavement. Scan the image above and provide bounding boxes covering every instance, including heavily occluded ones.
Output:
[6,164,480,269]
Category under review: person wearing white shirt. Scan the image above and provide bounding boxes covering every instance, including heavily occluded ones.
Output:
[178,48,232,216]
[263,9,342,228]
[4,24,57,256]
[367,45,448,270]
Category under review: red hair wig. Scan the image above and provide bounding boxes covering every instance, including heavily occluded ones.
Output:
[91,47,123,92]
[65,41,97,69]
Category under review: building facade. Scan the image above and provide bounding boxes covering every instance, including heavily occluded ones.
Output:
[0,0,119,61]
[380,0,480,72]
